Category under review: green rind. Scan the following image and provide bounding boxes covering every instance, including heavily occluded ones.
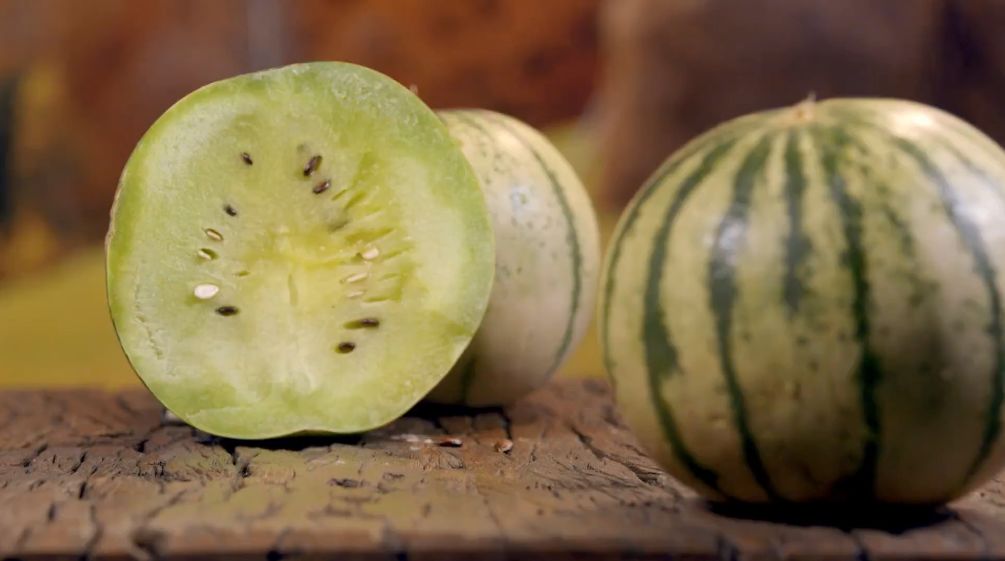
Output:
[641,138,744,497]
[813,124,881,499]
[429,109,600,406]
[707,134,780,500]
[889,137,1005,483]
[781,131,811,315]
[480,112,585,382]
[601,98,1005,504]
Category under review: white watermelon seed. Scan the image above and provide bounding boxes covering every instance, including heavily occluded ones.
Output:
[360,246,380,260]
[343,271,368,284]
[197,248,218,260]
[194,284,220,300]
[204,228,223,241]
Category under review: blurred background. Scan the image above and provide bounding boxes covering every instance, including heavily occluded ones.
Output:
[3,0,1005,388]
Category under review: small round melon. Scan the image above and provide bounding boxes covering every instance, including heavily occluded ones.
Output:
[427,110,601,406]
[601,98,1005,504]
[106,62,494,438]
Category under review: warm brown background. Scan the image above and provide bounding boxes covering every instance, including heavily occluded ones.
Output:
[596,0,1005,207]
[0,0,600,275]
[4,0,1005,387]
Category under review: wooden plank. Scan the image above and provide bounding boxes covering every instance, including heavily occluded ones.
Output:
[0,380,1003,560]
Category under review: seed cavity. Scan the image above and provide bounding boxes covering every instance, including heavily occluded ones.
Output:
[336,342,356,353]
[241,152,253,165]
[329,216,350,232]
[313,179,331,194]
[346,317,380,329]
[304,155,322,177]
[359,246,380,260]
[193,284,220,300]
[380,248,407,261]
[346,227,394,244]
[224,204,238,217]
[204,228,224,241]
[215,306,239,317]
[343,191,367,210]
[236,270,251,277]
[197,248,218,260]
[343,271,369,284]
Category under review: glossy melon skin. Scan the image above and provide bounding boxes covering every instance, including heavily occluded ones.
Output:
[427,110,601,406]
[107,63,494,438]
[600,98,1005,504]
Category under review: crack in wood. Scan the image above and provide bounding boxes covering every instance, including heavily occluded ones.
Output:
[568,421,665,488]
[949,512,993,561]
[80,501,102,561]
[21,443,48,468]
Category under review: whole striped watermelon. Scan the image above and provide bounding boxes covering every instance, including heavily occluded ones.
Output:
[428,110,601,406]
[600,98,1005,504]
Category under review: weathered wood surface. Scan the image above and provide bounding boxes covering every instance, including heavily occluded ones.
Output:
[1,380,1004,560]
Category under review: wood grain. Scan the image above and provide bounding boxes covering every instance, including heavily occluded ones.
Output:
[1,380,1004,560]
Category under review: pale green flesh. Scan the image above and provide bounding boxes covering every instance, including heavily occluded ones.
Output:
[107,63,494,438]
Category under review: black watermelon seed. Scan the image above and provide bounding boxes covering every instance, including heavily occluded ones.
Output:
[224,204,238,216]
[336,341,356,353]
[346,318,380,328]
[313,179,331,194]
[216,306,239,316]
[241,152,253,165]
[304,155,322,177]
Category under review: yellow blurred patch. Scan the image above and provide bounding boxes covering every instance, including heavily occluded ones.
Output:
[0,248,137,388]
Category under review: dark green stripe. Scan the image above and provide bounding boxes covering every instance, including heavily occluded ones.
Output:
[601,116,767,380]
[642,139,743,496]
[481,112,584,377]
[782,131,811,315]
[929,136,1005,208]
[708,134,780,499]
[815,125,882,499]
[834,114,1005,483]
[876,195,917,259]
[889,138,1005,481]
